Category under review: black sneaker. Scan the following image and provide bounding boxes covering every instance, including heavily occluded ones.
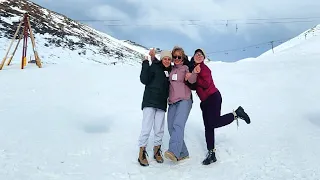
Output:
[235,106,250,124]
[202,149,217,165]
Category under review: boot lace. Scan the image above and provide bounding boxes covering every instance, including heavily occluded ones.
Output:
[155,147,162,157]
[142,150,148,159]
[205,149,215,159]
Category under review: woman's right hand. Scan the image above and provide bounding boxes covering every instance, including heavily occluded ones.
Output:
[193,64,201,73]
[149,48,156,60]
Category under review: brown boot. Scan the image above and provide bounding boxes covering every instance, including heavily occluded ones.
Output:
[164,150,178,162]
[138,147,149,166]
[153,145,164,163]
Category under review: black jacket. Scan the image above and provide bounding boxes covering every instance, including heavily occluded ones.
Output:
[140,59,172,112]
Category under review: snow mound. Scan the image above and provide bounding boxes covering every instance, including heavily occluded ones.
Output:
[260,24,320,57]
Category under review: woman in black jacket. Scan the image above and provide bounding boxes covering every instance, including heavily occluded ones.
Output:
[137,49,172,166]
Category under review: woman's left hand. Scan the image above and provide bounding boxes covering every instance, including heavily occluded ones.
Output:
[185,72,192,81]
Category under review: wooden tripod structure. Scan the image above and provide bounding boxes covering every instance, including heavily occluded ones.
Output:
[0,13,42,70]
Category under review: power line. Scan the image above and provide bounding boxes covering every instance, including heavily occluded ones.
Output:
[78,21,318,26]
[74,20,319,27]
[205,37,292,55]
[76,16,320,22]
[73,17,319,56]
[205,28,320,55]
[234,20,316,25]
[74,16,320,26]
[208,16,320,21]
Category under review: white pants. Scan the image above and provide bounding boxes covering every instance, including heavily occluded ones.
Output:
[138,107,165,147]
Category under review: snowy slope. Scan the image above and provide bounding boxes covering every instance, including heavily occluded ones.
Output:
[1,26,320,179]
[260,24,320,57]
[120,40,150,54]
[120,40,166,60]
[0,0,147,66]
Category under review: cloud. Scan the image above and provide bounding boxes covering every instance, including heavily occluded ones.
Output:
[115,0,320,41]
[87,4,129,20]
[33,0,320,42]
[84,4,131,36]
[30,0,320,61]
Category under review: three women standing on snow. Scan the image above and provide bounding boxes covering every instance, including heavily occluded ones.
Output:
[137,47,251,167]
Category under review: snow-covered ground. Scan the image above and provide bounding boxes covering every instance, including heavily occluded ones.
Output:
[1,31,320,180]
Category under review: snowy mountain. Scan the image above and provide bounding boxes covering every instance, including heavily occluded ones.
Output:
[120,40,164,59]
[0,0,147,66]
[1,20,320,179]
[259,24,320,57]
[121,40,149,52]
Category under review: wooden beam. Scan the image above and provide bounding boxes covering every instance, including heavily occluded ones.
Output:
[27,16,42,68]
[0,21,23,70]
[7,33,23,66]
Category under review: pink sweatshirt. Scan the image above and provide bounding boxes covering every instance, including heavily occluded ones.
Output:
[168,64,197,104]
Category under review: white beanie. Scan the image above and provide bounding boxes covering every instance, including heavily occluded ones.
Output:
[160,50,172,60]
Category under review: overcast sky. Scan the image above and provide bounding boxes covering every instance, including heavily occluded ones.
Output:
[32,0,320,62]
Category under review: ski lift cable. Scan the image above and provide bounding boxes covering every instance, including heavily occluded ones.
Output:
[206,37,292,54]
[75,16,320,22]
[74,17,320,26]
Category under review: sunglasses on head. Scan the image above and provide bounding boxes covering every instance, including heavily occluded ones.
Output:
[172,55,183,60]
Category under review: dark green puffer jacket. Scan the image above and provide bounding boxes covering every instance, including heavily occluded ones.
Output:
[140,59,172,112]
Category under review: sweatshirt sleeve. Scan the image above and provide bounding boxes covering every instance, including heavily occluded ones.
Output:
[187,72,198,84]
[197,65,212,89]
[140,60,154,85]
[183,65,197,84]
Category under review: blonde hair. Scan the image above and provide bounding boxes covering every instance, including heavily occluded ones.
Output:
[171,46,186,58]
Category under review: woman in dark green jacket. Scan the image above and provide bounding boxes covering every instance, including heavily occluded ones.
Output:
[137,49,172,167]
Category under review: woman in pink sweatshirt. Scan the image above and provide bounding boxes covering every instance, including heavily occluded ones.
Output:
[190,48,251,165]
[164,46,199,162]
